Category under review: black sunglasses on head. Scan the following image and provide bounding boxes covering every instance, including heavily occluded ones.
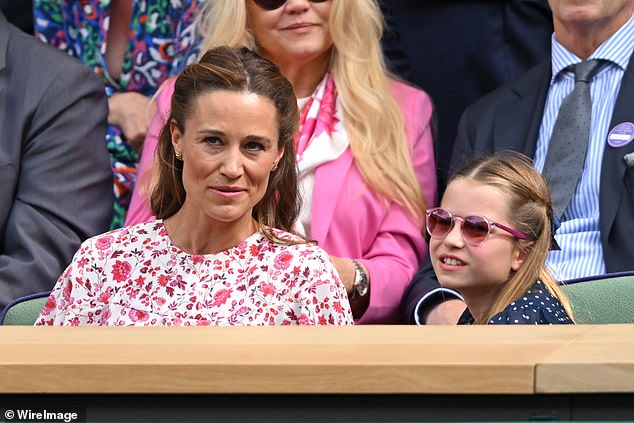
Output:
[253,0,328,11]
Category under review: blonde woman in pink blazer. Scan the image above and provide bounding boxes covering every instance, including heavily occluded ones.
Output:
[126,0,437,323]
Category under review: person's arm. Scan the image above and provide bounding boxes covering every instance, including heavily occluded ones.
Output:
[107,92,153,151]
[344,81,437,324]
[401,255,465,324]
[35,0,151,150]
[346,198,426,324]
[0,55,112,310]
[124,79,176,226]
[330,256,370,319]
[315,159,425,324]
[299,247,354,326]
[34,256,79,326]
[34,237,102,326]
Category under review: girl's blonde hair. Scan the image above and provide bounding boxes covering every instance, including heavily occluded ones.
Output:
[449,152,574,324]
[196,0,425,218]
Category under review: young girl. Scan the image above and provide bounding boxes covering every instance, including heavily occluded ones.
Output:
[426,152,573,325]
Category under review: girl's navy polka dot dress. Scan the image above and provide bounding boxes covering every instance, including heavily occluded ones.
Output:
[458,280,573,325]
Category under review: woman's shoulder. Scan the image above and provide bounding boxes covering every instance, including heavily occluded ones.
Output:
[267,227,304,242]
[263,229,331,260]
[267,229,320,249]
[388,77,432,105]
[80,221,166,253]
[388,76,433,128]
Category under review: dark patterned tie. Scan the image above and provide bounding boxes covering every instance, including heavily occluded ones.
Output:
[542,59,602,219]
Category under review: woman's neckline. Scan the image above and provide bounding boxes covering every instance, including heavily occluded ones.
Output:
[160,219,262,256]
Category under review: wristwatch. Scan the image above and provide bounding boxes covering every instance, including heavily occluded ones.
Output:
[352,260,369,298]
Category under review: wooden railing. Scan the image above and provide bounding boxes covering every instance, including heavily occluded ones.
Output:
[1,325,633,394]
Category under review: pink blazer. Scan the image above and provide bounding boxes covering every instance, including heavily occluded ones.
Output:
[125,77,437,324]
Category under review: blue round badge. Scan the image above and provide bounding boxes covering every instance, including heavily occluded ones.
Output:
[607,122,634,148]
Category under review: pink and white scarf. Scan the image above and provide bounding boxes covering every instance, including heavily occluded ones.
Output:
[294,72,349,237]
[294,72,348,175]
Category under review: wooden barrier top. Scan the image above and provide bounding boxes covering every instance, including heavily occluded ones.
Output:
[0,325,632,394]
[536,324,634,393]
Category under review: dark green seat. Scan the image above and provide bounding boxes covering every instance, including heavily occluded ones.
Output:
[0,292,50,325]
[561,272,634,324]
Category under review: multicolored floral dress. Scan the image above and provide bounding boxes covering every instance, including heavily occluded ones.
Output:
[33,0,201,228]
[35,221,353,326]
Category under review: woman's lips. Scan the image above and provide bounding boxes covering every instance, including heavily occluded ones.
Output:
[283,22,316,33]
[210,186,246,197]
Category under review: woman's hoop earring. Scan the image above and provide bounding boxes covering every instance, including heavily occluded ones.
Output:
[271,161,279,171]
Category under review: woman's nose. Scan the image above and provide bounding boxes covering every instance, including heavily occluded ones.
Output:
[220,149,244,179]
[285,0,310,12]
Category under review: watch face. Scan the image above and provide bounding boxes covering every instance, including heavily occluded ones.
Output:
[356,279,369,297]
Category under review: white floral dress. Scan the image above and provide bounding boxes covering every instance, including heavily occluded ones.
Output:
[35,221,353,326]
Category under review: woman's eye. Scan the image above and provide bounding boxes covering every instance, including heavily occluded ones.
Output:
[203,136,222,145]
[245,141,265,151]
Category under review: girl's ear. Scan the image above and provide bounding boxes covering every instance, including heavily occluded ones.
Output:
[511,241,533,272]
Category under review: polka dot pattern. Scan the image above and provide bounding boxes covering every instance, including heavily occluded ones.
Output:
[457,280,573,325]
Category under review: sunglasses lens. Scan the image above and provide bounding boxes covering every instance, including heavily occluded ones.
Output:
[253,0,327,10]
[427,209,453,239]
[253,0,286,10]
[462,216,490,244]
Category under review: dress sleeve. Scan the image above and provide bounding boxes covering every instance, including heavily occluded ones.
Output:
[34,239,99,326]
[298,247,354,326]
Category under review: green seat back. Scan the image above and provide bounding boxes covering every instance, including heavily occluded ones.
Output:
[561,273,634,324]
[0,293,49,325]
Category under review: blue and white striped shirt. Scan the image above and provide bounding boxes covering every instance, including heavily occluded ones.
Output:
[533,14,634,281]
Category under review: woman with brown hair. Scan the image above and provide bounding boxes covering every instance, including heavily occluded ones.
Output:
[127,0,437,323]
[36,47,352,326]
